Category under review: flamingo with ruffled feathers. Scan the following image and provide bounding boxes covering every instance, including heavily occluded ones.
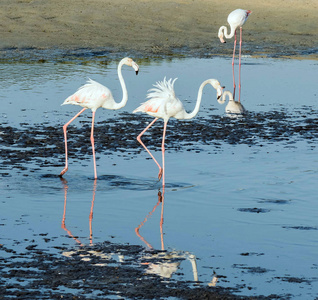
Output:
[59,57,139,179]
[218,9,251,102]
[133,77,224,187]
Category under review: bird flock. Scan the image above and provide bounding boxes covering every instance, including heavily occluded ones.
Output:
[59,9,252,186]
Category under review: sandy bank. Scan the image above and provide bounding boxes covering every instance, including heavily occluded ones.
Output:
[0,0,317,59]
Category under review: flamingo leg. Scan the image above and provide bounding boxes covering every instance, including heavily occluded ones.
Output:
[90,111,97,179]
[160,188,165,250]
[232,30,237,100]
[238,26,243,102]
[60,108,87,177]
[89,179,97,245]
[137,118,163,180]
[161,122,167,189]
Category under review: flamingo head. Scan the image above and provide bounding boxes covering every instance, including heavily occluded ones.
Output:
[218,27,226,43]
[123,57,139,75]
[217,85,225,100]
[211,80,225,100]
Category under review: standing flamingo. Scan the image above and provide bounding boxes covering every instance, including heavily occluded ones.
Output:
[217,90,246,115]
[59,57,139,179]
[218,9,251,102]
[133,77,224,187]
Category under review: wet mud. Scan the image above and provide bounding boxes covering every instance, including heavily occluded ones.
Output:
[1,109,317,170]
[1,242,280,300]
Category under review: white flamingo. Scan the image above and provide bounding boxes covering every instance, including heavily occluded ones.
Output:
[60,57,139,179]
[133,77,224,187]
[218,9,251,101]
[218,90,246,115]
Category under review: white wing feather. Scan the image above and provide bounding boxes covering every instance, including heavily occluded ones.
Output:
[62,78,113,110]
[133,77,178,114]
[147,77,177,101]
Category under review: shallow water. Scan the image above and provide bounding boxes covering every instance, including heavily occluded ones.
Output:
[1,57,318,299]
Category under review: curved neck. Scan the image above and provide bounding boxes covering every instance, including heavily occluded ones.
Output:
[219,25,236,39]
[113,60,128,109]
[218,91,233,104]
[183,80,213,120]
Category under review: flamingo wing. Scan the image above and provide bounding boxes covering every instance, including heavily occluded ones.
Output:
[62,79,113,110]
[133,77,181,118]
[228,9,250,28]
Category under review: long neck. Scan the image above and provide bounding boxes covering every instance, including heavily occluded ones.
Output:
[183,80,212,120]
[113,61,128,110]
[219,25,236,39]
[218,91,233,104]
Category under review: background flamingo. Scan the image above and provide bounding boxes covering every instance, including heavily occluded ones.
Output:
[218,9,251,102]
[133,77,224,187]
[59,57,139,179]
[218,90,246,115]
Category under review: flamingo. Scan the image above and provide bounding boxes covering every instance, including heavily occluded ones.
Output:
[133,77,224,187]
[59,57,139,179]
[218,90,246,115]
[218,9,251,102]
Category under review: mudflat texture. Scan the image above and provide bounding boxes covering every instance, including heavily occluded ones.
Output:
[0,0,317,58]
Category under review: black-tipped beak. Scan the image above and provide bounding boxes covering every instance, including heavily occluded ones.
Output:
[135,70,138,75]
[222,86,225,89]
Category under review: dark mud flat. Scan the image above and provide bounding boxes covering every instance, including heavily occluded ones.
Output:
[0,109,317,169]
[0,242,279,300]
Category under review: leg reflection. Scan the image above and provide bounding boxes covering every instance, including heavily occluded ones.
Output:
[135,189,200,281]
[61,178,97,246]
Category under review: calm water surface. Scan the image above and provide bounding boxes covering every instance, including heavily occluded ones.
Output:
[0,57,318,299]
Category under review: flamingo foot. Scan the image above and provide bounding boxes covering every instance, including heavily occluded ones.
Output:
[158,168,163,181]
[59,167,68,177]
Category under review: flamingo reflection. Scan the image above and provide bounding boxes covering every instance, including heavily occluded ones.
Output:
[135,189,202,281]
[61,178,97,246]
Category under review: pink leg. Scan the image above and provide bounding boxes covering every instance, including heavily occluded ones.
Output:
[232,30,237,100]
[161,122,167,189]
[89,179,97,244]
[238,27,243,102]
[90,111,97,179]
[60,108,87,177]
[160,188,165,250]
[137,118,163,180]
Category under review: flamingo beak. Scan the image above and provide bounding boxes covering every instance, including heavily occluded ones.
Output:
[217,86,224,100]
[132,61,139,75]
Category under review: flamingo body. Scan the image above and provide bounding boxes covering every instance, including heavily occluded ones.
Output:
[133,77,223,187]
[133,78,188,122]
[218,90,246,114]
[227,9,251,36]
[225,100,245,115]
[62,79,114,111]
[60,57,139,179]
